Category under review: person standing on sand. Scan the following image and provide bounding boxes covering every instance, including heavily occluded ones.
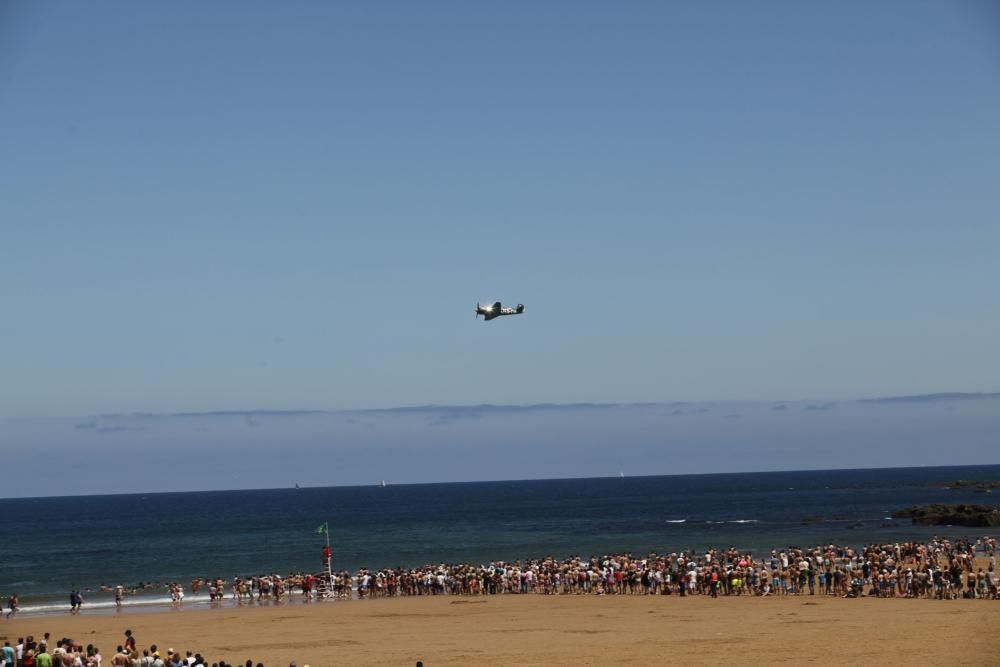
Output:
[2,641,14,667]
[48,642,63,665]
[33,646,51,667]
[124,631,135,655]
[5,592,16,619]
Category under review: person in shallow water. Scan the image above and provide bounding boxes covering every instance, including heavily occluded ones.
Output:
[68,591,83,614]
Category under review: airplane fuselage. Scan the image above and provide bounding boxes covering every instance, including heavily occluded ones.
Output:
[476,301,524,321]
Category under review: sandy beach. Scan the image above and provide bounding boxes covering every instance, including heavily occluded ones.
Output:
[4,594,999,666]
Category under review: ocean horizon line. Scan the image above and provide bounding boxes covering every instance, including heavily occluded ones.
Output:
[2,462,997,502]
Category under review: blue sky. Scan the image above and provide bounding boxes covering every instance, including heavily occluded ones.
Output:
[1,2,999,492]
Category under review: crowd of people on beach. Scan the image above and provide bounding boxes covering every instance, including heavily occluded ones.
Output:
[0,538,995,667]
[0,630,317,667]
[3,536,996,623]
[327,535,998,601]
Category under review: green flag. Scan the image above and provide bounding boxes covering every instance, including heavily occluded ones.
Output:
[315,522,328,535]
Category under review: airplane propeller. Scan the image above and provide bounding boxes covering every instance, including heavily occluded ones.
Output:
[475,302,480,319]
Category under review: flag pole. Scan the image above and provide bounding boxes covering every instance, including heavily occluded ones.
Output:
[324,522,333,596]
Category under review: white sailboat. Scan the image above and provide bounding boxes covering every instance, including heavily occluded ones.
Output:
[619,471,625,479]
[379,480,387,488]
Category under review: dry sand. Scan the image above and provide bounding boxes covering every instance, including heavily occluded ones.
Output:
[4,594,999,666]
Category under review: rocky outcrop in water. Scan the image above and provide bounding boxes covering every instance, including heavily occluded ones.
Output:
[891,504,1000,527]
[943,480,999,493]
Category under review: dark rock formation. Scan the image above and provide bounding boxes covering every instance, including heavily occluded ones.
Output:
[942,480,1000,491]
[891,504,1000,527]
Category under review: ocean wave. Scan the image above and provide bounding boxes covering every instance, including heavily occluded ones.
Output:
[665,519,686,524]
[17,593,217,616]
[705,519,759,524]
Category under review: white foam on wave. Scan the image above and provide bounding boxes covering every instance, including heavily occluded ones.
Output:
[665,519,687,524]
[17,593,217,617]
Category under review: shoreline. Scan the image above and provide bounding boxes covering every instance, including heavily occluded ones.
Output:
[9,537,997,619]
[10,553,995,621]
[11,575,997,619]
[9,592,325,620]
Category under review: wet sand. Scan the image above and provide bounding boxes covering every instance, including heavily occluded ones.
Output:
[4,594,999,666]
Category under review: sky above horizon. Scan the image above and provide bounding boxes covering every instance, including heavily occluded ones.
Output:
[2,393,999,497]
[1,2,999,489]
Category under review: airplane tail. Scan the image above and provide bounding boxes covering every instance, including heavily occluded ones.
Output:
[516,304,524,314]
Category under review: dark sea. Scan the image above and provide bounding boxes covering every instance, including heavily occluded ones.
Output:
[2,464,998,614]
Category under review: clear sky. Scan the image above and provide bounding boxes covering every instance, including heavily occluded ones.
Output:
[1,1,998,424]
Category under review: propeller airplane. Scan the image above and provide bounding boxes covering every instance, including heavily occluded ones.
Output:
[475,301,524,322]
